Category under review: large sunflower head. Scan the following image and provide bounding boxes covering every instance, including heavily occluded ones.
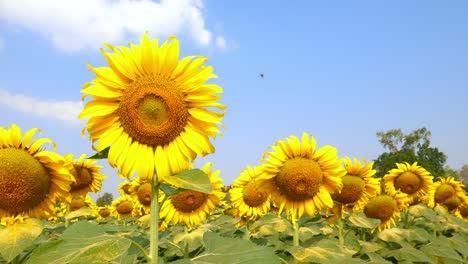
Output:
[79,33,226,182]
[260,132,346,223]
[331,157,381,212]
[159,162,225,229]
[65,154,106,196]
[383,162,434,205]
[111,195,141,219]
[0,124,74,219]
[229,166,271,221]
[128,176,165,214]
[425,177,467,211]
[364,191,410,231]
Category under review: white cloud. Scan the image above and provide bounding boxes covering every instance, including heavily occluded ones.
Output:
[0,0,227,52]
[0,89,83,124]
[215,36,227,51]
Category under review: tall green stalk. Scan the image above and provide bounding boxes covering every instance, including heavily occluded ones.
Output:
[243,219,251,240]
[292,221,299,246]
[337,216,344,246]
[337,205,344,246]
[149,173,160,264]
[65,204,70,228]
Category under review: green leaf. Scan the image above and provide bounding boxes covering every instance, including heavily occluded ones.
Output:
[420,237,464,262]
[174,232,280,264]
[358,241,384,254]
[164,169,213,194]
[250,213,290,233]
[88,146,110,159]
[377,228,408,244]
[448,234,468,256]
[348,212,381,229]
[27,221,132,264]
[409,204,437,222]
[366,252,393,264]
[64,207,94,220]
[0,218,43,262]
[387,246,434,264]
[288,239,359,263]
[160,183,184,197]
[406,228,431,243]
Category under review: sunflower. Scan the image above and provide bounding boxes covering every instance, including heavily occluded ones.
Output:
[65,154,106,196]
[0,124,74,219]
[70,194,96,212]
[331,157,381,212]
[457,201,468,220]
[364,191,410,231]
[260,132,345,223]
[229,166,271,221]
[95,206,112,220]
[111,195,141,219]
[118,180,133,195]
[383,162,434,205]
[128,176,165,214]
[79,33,226,181]
[160,162,225,229]
[426,177,467,211]
[47,202,68,222]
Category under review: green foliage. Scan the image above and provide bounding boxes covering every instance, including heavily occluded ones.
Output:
[88,146,110,159]
[164,169,213,194]
[1,203,467,263]
[374,127,448,177]
[173,232,281,264]
[459,165,468,185]
[96,192,114,206]
[26,221,132,264]
[0,218,43,262]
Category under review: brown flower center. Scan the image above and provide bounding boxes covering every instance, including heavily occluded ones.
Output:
[171,190,207,213]
[243,181,268,207]
[137,182,152,206]
[460,206,468,218]
[364,195,397,222]
[0,148,50,214]
[70,165,93,192]
[434,184,455,203]
[99,208,111,218]
[394,171,422,195]
[332,175,365,204]
[275,157,323,201]
[121,183,132,195]
[118,75,189,146]
[117,200,134,214]
[70,198,86,211]
[442,196,461,211]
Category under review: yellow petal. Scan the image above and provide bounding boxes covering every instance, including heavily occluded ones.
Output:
[79,101,119,119]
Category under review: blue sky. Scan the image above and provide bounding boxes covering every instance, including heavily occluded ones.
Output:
[1,0,467,198]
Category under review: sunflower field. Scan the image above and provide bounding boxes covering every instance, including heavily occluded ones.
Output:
[1,33,467,264]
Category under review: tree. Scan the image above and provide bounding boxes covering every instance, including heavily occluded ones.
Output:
[96,192,113,206]
[459,165,468,185]
[374,127,448,178]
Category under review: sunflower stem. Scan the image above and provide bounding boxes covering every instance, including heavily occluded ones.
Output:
[292,221,300,246]
[184,226,190,258]
[337,215,345,246]
[243,219,251,240]
[403,209,409,229]
[65,204,70,228]
[149,173,160,264]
